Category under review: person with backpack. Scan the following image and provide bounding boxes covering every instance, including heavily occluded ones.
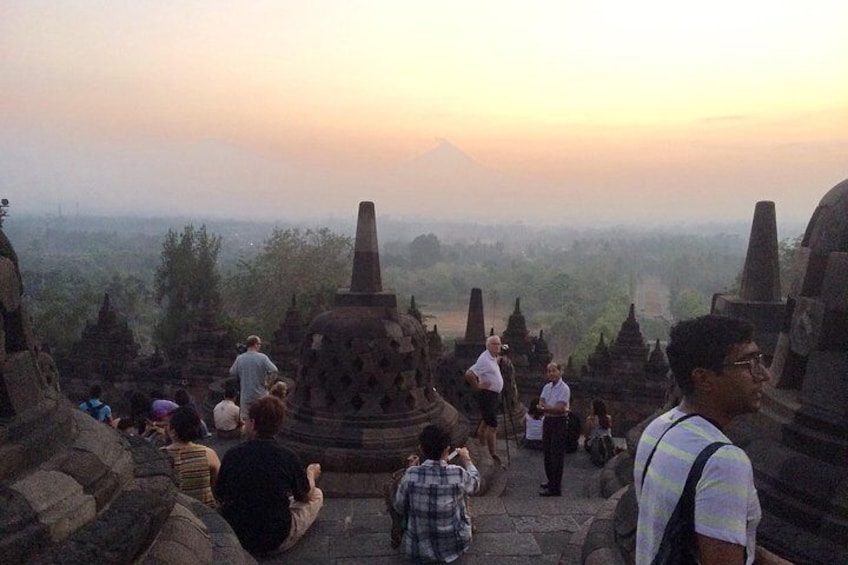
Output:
[79,384,112,425]
[584,398,614,467]
[633,315,792,565]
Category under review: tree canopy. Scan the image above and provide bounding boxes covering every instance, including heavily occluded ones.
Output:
[221,227,353,341]
[154,225,223,358]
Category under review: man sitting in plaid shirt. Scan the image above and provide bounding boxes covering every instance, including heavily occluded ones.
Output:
[393,425,481,563]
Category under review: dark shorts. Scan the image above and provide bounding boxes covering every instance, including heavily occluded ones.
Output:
[477,390,500,428]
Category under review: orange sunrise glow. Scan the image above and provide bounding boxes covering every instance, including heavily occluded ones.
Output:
[1,1,846,224]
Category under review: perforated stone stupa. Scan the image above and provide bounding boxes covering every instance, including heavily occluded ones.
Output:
[727,179,848,562]
[280,202,467,482]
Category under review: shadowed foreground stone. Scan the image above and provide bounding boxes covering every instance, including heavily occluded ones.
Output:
[0,224,254,564]
[732,179,848,562]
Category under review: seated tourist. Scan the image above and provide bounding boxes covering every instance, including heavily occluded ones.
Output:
[174,388,211,438]
[213,383,243,439]
[215,396,323,555]
[162,406,220,507]
[521,397,544,450]
[79,384,113,425]
[144,392,179,446]
[268,380,288,401]
[128,391,152,435]
[393,425,480,563]
[115,417,136,436]
[584,398,616,467]
[150,391,179,422]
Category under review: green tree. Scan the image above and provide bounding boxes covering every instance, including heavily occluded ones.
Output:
[222,227,352,341]
[154,225,223,358]
[670,288,708,321]
[25,269,100,354]
[568,291,633,366]
[409,233,442,268]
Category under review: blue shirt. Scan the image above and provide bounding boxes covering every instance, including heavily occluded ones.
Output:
[79,398,112,423]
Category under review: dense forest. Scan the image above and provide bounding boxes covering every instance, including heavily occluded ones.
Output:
[8,213,802,368]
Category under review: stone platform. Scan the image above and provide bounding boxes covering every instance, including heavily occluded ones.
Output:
[206,436,606,564]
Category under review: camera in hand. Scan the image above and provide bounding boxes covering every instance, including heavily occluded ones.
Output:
[499,344,510,354]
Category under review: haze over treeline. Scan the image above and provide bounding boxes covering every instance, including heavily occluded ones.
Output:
[4,4,846,227]
[9,210,804,372]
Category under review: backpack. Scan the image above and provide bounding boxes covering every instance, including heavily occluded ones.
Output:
[639,413,733,565]
[84,400,111,424]
[565,412,581,453]
[590,435,615,467]
[85,400,103,420]
[649,441,729,564]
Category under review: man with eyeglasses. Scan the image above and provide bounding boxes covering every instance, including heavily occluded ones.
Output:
[634,315,792,565]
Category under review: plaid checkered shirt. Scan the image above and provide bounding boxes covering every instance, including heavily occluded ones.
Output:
[393,459,481,563]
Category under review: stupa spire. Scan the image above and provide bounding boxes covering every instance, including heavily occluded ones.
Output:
[740,200,781,302]
[350,201,382,293]
[464,288,486,343]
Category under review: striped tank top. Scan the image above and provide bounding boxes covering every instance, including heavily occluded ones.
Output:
[165,445,216,507]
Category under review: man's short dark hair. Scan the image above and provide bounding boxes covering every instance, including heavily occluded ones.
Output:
[169,406,201,442]
[666,315,755,395]
[248,396,287,437]
[418,424,451,461]
[89,384,103,399]
[223,383,237,399]
[246,335,261,348]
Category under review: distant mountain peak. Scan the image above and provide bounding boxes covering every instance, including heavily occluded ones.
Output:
[403,139,481,170]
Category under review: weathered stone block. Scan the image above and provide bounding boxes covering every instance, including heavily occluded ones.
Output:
[11,470,95,542]
[798,351,848,418]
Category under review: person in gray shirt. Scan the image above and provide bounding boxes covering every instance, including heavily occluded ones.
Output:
[229,335,278,418]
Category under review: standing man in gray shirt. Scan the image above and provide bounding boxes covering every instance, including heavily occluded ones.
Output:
[229,335,278,419]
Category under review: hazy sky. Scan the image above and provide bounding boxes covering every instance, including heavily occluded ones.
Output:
[2,1,846,226]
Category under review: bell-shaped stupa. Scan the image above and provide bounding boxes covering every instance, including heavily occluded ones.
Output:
[281,202,467,490]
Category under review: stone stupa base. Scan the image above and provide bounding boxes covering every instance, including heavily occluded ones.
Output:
[316,440,505,498]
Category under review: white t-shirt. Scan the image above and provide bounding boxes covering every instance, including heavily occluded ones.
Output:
[633,408,761,565]
[540,379,570,413]
[213,398,241,432]
[468,350,504,394]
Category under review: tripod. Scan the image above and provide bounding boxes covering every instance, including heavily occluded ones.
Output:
[499,373,521,466]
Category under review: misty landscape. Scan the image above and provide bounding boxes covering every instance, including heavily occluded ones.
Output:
[3,3,848,563]
[8,207,804,371]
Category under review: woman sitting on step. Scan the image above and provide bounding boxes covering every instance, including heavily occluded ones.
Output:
[163,406,221,507]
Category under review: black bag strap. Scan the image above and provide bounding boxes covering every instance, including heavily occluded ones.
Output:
[641,412,701,489]
[650,441,730,565]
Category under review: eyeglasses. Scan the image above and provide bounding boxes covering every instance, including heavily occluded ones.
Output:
[724,353,766,377]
